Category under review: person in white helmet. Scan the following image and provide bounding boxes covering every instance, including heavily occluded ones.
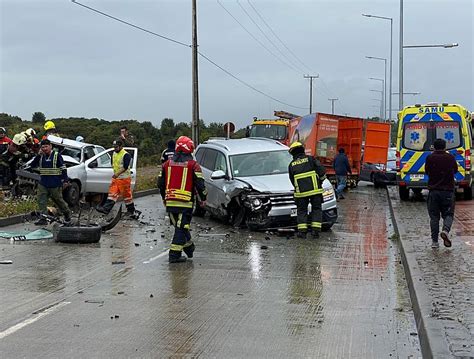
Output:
[0,134,27,187]
[0,127,12,154]
[75,136,84,143]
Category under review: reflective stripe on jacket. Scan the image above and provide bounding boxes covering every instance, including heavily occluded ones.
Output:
[289,155,326,198]
[112,149,131,179]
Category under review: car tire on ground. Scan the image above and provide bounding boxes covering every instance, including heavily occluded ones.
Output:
[398,186,409,201]
[63,181,81,207]
[56,225,102,244]
[464,186,473,200]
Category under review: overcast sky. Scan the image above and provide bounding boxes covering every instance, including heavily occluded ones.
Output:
[1,0,472,129]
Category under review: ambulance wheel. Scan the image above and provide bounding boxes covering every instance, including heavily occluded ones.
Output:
[464,186,473,200]
[399,186,409,201]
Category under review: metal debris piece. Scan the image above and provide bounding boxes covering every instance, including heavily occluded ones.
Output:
[0,260,13,264]
[112,261,125,265]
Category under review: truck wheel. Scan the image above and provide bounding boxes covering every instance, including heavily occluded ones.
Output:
[63,182,80,207]
[398,186,409,201]
[464,186,473,200]
[56,225,102,244]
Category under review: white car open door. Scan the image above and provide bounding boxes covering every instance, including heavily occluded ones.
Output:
[84,147,138,194]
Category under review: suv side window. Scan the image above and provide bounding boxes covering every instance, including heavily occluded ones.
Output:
[195,148,205,163]
[83,146,96,161]
[215,151,228,174]
[201,148,217,170]
[96,151,112,168]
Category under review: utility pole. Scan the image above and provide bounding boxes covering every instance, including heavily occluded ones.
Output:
[304,75,319,113]
[191,0,200,145]
[399,0,404,111]
[328,98,338,114]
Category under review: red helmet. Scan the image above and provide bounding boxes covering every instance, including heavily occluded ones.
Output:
[175,136,194,154]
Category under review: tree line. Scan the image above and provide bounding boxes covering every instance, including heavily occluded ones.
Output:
[1,112,246,166]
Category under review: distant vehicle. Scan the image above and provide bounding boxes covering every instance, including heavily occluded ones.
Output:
[194,137,338,231]
[396,103,473,200]
[288,113,391,187]
[360,147,397,187]
[15,135,138,206]
[247,111,299,146]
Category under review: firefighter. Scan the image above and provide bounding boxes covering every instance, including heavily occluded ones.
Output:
[96,139,138,218]
[22,128,40,155]
[42,120,58,140]
[288,142,326,239]
[0,134,26,187]
[158,136,207,263]
[0,127,12,153]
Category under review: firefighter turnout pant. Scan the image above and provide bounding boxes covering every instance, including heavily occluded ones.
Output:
[295,194,322,233]
[168,208,195,260]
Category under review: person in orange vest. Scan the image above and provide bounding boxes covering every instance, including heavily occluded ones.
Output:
[158,136,207,263]
[96,139,138,218]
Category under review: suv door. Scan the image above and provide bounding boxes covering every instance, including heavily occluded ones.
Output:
[84,147,138,194]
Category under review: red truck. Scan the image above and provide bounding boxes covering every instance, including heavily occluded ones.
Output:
[288,113,391,187]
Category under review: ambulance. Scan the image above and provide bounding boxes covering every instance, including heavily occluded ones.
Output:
[396,103,473,200]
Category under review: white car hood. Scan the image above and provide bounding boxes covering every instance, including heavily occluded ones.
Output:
[236,173,292,193]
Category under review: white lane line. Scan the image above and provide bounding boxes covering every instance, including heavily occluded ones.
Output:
[143,250,168,264]
[0,301,70,340]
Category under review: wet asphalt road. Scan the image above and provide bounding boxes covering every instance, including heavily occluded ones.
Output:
[0,184,420,358]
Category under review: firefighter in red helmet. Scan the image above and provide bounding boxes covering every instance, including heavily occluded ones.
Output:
[158,136,207,263]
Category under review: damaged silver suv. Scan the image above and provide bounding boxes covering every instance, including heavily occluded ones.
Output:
[194,138,338,230]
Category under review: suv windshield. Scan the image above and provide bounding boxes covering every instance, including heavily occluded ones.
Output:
[403,122,462,151]
[230,150,292,177]
[250,124,287,140]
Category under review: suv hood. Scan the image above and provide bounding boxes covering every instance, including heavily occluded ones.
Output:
[236,173,292,193]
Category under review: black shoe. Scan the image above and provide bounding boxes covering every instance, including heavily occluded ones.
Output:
[34,218,48,226]
[297,231,307,239]
[169,256,187,263]
[95,205,109,215]
[311,231,320,239]
[183,243,195,258]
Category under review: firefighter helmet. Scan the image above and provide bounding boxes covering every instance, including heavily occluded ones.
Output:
[289,141,304,154]
[44,121,56,131]
[175,136,194,154]
[0,127,6,134]
[25,128,36,137]
[12,133,27,146]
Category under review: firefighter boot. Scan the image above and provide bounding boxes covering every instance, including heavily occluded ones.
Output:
[311,230,320,239]
[183,243,195,258]
[297,231,307,239]
[169,250,187,263]
[96,200,115,215]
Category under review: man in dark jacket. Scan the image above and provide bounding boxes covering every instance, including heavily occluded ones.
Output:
[425,138,458,248]
[158,136,207,262]
[333,148,351,199]
[288,142,326,239]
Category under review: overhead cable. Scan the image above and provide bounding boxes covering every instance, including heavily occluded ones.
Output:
[71,0,306,110]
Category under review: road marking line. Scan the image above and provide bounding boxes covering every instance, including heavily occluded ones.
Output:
[143,251,168,264]
[0,301,70,340]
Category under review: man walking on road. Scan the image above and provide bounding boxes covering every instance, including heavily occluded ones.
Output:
[288,142,326,239]
[96,139,138,218]
[158,136,207,263]
[333,148,351,200]
[425,138,458,248]
[31,139,72,225]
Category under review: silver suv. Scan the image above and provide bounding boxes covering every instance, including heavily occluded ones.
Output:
[194,137,338,230]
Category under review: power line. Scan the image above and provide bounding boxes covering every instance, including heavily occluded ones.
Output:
[236,0,302,74]
[198,51,306,110]
[71,0,306,110]
[216,0,297,73]
[71,0,190,48]
[247,0,313,73]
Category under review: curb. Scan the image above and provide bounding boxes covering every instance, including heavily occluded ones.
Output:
[386,187,451,359]
[0,188,160,228]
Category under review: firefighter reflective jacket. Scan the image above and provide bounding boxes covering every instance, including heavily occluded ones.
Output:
[158,153,207,209]
[289,154,326,198]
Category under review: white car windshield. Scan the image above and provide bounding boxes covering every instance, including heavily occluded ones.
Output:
[230,150,292,177]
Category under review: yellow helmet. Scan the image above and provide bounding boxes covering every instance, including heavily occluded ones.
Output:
[289,141,304,154]
[44,120,56,131]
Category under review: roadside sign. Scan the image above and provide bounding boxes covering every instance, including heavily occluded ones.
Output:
[224,122,235,138]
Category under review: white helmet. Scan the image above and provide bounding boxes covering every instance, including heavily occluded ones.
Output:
[25,128,36,137]
[12,133,27,146]
[75,136,84,142]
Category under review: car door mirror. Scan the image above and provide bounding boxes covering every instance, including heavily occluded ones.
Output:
[211,170,226,180]
[88,160,98,169]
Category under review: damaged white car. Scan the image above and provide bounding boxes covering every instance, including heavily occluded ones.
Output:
[15,135,138,206]
[194,138,338,231]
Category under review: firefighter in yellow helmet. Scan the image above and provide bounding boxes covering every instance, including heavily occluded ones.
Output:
[42,120,58,140]
[288,142,326,239]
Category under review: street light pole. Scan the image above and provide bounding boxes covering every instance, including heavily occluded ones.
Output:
[362,14,393,122]
[399,0,404,111]
[328,98,338,114]
[369,77,385,121]
[191,0,200,145]
[404,43,458,48]
[367,56,387,121]
[304,75,319,113]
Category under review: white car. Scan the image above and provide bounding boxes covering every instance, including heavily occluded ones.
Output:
[16,135,138,205]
